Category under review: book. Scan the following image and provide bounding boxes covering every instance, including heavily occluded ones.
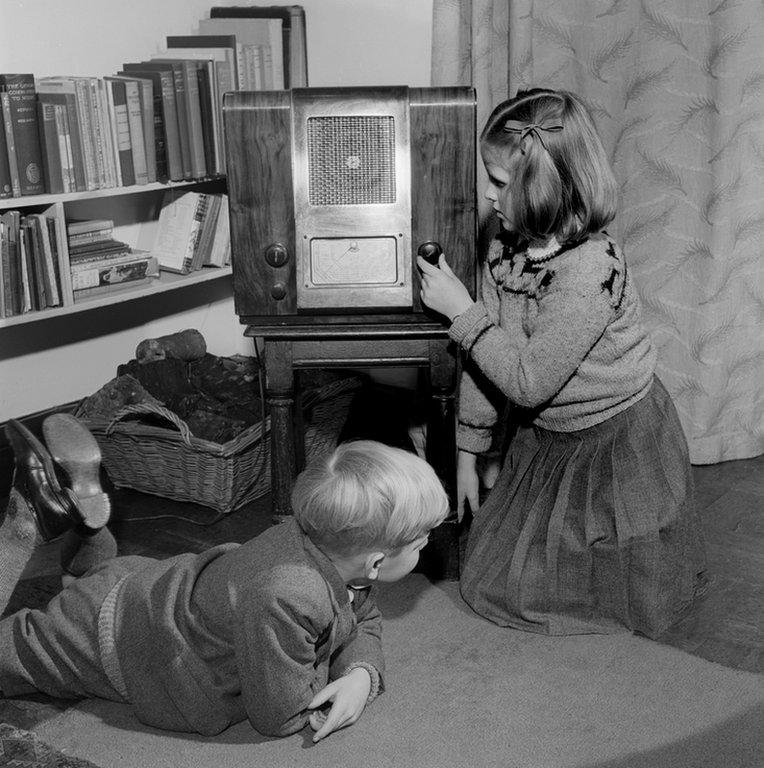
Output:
[165,35,238,173]
[35,88,86,191]
[198,15,284,90]
[28,213,60,306]
[21,217,45,309]
[37,77,97,190]
[71,252,157,292]
[1,91,21,197]
[158,51,226,175]
[150,58,207,178]
[18,223,32,312]
[0,111,12,198]
[0,74,45,196]
[205,194,230,267]
[0,210,21,314]
[67,218,115,236]
[117,67,175,182]
[46,214,72,306]
[124,61,191,179]
[124,75,158,183]
[104,78,135,186]
[191,191,222,271]
[36,101,64,194]
[152,189,206,273]
[209,5,308,88]
[122,77,148,185]
[52,104,76,192]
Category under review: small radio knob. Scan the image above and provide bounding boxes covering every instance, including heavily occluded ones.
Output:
[265,243,289,268]
[417,241,443,266]
[271,282,287,300]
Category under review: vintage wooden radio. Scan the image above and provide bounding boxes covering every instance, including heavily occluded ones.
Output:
[223,86,476,323]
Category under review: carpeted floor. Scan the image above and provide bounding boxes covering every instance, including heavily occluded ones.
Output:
[29,575,764,768]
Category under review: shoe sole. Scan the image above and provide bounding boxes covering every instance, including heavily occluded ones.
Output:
[43,413,111,531]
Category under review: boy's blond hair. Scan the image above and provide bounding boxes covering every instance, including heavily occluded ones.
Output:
[291,440,449,556]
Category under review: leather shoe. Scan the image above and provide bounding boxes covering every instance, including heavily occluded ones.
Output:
[5,419,82,541]
[43,413,110,532]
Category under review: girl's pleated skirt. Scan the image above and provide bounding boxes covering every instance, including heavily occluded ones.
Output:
[459,377,707,638]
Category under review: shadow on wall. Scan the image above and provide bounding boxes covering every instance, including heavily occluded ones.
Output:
[0,277,235,361]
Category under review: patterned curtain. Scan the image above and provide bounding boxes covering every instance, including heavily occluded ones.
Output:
[431,0,764,465]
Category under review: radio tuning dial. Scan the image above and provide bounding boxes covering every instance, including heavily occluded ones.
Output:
[265,243,289,268]
[271,282,287,300]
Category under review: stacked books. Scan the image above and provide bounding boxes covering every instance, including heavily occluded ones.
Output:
[0,209,67,316]
[151,190,230,274]
[0,6,307,197]
[67,218,158,302]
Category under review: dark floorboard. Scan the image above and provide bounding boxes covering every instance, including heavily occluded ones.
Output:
[1,453,762,732]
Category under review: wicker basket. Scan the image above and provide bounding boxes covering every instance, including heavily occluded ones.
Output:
[80,378,359,514]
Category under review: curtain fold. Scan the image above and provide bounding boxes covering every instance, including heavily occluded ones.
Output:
[431,0,764,464]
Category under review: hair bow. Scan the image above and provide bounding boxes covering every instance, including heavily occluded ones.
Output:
[502,120,563,152]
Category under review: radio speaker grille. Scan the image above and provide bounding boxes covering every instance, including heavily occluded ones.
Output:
[307,116,396,205]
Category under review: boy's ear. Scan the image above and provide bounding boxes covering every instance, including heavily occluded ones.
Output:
[364,552,386,580]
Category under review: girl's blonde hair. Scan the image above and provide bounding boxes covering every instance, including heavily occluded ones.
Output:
[481,88,617,243]
[291,440,449,556]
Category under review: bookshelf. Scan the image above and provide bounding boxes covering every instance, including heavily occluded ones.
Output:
[0,176,230,328]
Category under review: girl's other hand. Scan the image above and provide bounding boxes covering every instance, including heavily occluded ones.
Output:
[417,254,474,322]
[457,450,480,521]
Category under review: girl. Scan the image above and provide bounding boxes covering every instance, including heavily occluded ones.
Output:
[417,88,706,638]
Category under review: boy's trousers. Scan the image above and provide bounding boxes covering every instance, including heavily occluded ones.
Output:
[0,557,146,702]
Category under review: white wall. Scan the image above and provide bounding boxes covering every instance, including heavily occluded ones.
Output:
[0,0,433,420]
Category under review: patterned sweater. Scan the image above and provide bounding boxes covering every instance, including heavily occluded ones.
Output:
[449,231,656,453]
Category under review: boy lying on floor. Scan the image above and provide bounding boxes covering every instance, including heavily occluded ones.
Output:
[0,416,448,742]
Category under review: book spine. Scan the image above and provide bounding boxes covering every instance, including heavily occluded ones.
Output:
[123,80,148,185]
[36,101,64,194]
[134,79,156,183]
[179,61,207,178]
[60,93,86,192]
[52,105,75,192]
[109,80,135,187]
[87,78,107,189]
[71,78,98,190]
[1,211,21,314]
[30,213,60,306]
[1,92,21,197]
[46,214,73,307]
[71,255,155,290]
[0,108,12,198]
[0,74,45,195]
[68,228,114,246]
[66,218,115,236]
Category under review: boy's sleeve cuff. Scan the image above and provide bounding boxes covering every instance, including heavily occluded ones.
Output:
[342,662,383,703]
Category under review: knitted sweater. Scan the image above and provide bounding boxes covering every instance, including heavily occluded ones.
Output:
[111,518,384,737]
[450,231,656,453]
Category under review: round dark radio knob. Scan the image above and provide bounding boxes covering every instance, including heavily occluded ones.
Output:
[417,241,442,266]
[271,282,287,300]
[265,243,289,268]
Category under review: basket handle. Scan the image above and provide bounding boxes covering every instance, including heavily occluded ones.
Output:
[106,402,194,445]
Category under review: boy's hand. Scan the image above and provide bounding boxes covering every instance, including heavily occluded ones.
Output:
[308,667,372,743]
[417,254,474,322]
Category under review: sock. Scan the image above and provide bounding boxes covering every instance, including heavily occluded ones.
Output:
[0,488,43,615]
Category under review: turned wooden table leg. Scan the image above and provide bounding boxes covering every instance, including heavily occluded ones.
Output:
[264,340,297,518]
[424,338,460,580]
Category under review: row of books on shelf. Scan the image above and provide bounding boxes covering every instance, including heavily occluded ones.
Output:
[0,4,307,198]
[0,190,230,317]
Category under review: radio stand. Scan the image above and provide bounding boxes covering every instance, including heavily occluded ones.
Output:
[244,319,462,579]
